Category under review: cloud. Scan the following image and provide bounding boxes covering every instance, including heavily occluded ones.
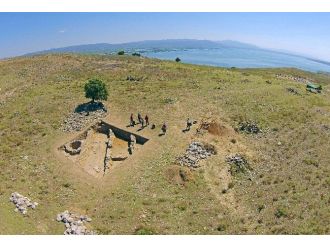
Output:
[58,29,66,33]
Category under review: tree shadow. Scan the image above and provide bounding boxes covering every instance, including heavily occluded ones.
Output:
[74,101,107,114]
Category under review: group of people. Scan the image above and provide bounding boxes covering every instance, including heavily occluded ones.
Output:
[129,113,168,135]
[129,114,193,135]
[130,113,149,128]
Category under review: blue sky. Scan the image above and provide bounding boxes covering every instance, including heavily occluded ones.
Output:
[1,13,330,61]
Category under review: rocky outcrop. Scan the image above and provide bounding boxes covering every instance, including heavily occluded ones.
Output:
[56,210,95,235]
[9,192,38,215]
[177,142,216,168]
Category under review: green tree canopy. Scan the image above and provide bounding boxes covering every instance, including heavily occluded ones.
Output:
[84,79,108,102]
[117,50,125,55]
[175,57,181,62]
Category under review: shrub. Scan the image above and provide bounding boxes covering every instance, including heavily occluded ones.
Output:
[117,50,125,55]
[132,52,141,57]
[175,57,181,62]
[275,208,287,218]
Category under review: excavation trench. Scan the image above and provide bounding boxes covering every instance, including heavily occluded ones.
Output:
[59,121,149,177]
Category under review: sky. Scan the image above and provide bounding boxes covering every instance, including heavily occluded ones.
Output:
[1,13,330,61]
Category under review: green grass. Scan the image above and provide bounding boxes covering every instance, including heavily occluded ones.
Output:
[0,54,329,234]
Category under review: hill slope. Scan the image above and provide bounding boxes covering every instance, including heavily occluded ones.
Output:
[0,54,329,234]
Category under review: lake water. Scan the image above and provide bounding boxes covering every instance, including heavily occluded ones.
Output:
[143,48,330,73]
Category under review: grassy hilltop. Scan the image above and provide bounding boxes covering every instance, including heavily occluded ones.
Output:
[0,54,329,234]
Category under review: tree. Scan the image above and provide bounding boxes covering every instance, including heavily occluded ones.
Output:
[84,79,108,103]
[117,50,125,55]
[175,57,181,62]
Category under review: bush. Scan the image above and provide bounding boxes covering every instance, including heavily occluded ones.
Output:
[117,50,125,55]
[275,208,287,218]
[132,52,141,57]
[175,57,181,62]
[84,79,108,102]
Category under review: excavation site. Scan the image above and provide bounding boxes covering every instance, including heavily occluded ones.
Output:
[59,120,149,177]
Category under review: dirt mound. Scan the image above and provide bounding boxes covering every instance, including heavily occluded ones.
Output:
[197,120,232,137]
[165,165,193,185]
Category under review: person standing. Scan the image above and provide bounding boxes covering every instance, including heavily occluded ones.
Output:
[130,113,135,126]
[137,113,142,125]
[161,122,167,135]
[145,115,149,126]
[186,118,192,131]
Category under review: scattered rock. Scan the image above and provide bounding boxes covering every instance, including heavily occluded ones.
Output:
[126,75,143,82]
[64,140,82,155]
[322,125,330,131]
[9,192,38,215]
[61,102,107,132]
[226,154,250,175]
[56,210,96,235]
[287,88,299,95]
[276,74,312,84]
[177,142,216,168]
[238,121,261,134]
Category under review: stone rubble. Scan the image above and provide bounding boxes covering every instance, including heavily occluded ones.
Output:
[287,87,299,95]
[238,121,261,134]
[177,141,216,168]
[226,154,250,175]
[9,192,38,215]
[64,140,82,155]
[126,75,143,82]
[128,134,136,154]
[56,210,95,235]
[61,103,107,132]
[275,74,312,84]
[104,128,114,171]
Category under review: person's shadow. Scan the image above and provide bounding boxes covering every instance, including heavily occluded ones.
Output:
[137,125,146,131]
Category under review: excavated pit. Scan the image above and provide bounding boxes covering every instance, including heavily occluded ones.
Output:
[59,120,149,177]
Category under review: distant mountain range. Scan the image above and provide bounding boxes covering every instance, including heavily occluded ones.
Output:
[25,39,261,55]
[25,39,330,67]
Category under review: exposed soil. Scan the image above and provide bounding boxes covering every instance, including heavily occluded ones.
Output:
[59,121,147,178]
[197,119,234,137]
[165,165,194,185]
